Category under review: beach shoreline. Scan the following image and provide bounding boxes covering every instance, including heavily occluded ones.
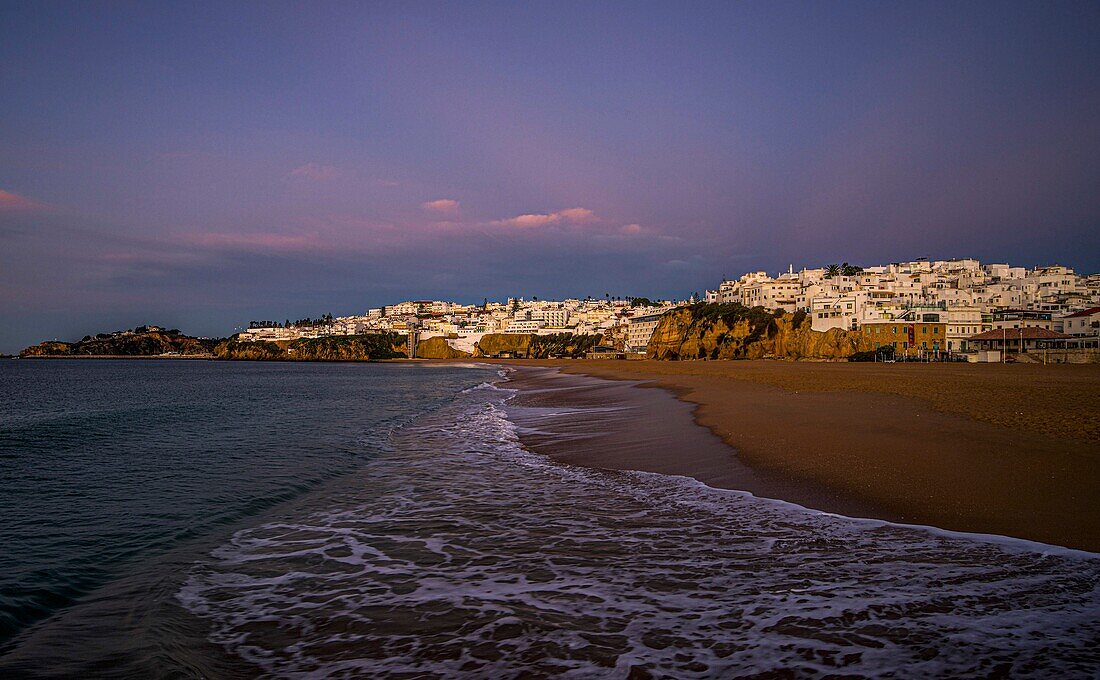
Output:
[500,366,898,522]
[15,354,217,360]
[492,360,1100,552]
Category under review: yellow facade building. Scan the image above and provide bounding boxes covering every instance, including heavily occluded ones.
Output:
[862,321,948,355]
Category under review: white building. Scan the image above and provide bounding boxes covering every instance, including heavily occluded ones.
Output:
[944,307,986,351]
[810,296,858,332]
[705,259,1096,352]
[504,319,545,334]
[1060,307,1100,337]
[543,309,571,328]
[626,313,664,352]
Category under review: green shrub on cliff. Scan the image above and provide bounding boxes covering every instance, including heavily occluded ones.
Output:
[291,334,407,361]
[217,332,413,360]
[686,303,778,344]
[215,333,407,361]
[529,333,602,358]
[214,339,284,360]
[648,305,874,361]
[848,345,894,362]
[22,330,218,357]
[473,333,602,358]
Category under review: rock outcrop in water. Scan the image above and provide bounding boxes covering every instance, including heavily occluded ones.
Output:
[414,336,473,359]
[215,333,408,361]
[646,304,873,360]
[473,333,602,359]
[20,327,218,357]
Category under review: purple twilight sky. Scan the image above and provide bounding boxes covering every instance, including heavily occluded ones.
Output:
[2,1,1099,351]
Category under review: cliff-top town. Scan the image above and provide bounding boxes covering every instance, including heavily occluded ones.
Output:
[234,258,1100,361]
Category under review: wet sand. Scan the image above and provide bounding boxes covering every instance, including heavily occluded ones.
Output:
[498,361,1100,552]
[504,367,892,523]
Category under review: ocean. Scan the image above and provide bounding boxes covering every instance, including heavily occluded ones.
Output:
[0,359,1097,677]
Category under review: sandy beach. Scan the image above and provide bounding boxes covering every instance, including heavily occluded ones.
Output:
[497,360,1100,552]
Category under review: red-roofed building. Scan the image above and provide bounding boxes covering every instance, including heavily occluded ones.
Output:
[966,327,1072,353]
[1059,307,1100,337]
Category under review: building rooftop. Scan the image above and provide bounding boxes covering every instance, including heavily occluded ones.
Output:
[967,327,1071,341]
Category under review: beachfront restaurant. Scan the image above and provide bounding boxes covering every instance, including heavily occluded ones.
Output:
[966,327,1072,353]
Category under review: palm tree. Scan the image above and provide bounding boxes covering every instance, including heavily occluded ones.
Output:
[825,264,841,278]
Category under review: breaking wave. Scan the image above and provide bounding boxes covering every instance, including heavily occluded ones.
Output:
[179,382,1100,678]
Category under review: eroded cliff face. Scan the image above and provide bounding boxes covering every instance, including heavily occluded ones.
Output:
[20,341,74,356]
[213,339,286,360]
[472,334,533,357]
[646,305,874,361]
[414,336,472,359]
[214,333,408,361]
[472,333,602,359]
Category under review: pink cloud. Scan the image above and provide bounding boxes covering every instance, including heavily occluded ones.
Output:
[556,207,598,223]
[498,213,557,228]
[289,163,340,180]
[620,223,643,235]
[0,189,43,211]
[491,207,599,228]
[423,198,460,213]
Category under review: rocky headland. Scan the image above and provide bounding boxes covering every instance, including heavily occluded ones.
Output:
[20,327,219,357]
[214,333,408,361]
[646,303,873,361]
[20,306,873,363]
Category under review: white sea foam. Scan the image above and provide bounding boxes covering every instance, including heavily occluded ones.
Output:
[460,381,503,394]
[411,361,489,370]
[179,381,1100,678]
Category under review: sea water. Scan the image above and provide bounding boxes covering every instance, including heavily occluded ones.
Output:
[1,360,1097,677]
